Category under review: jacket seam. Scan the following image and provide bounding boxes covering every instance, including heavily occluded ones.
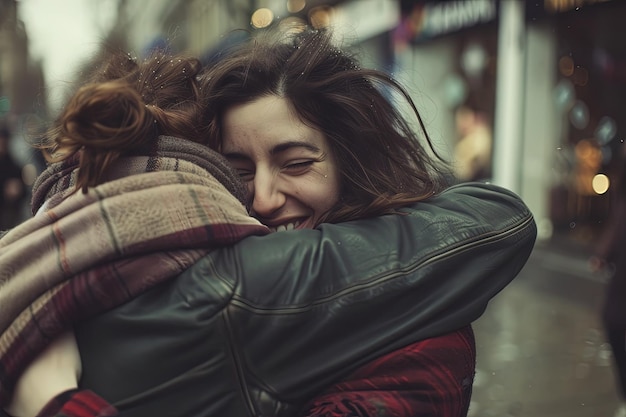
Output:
[230,213,534,313]
[222,309,257,416]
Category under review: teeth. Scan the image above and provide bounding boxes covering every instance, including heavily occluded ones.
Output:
[271,221,301,233]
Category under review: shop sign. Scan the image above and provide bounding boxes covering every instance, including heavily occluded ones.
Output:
[398,0,497,43]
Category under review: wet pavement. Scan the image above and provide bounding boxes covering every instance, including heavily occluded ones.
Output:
[470,234,621,417]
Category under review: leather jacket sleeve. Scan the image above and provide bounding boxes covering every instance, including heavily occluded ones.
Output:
[184,182,537,410]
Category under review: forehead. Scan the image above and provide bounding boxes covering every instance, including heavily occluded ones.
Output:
[221,96,326,153]
[223,96,296,132]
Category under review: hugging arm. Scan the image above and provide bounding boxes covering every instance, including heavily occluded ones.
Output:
[7,182,536,417]
[211,182,536,413]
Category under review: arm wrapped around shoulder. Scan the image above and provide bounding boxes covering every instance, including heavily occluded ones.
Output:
[197,181,536,402]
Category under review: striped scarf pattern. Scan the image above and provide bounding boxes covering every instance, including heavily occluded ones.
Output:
[0,136,268,406]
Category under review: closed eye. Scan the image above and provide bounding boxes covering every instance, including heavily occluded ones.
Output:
[235,169,255,182]
[283,160,315,174]
[224,154,255,182]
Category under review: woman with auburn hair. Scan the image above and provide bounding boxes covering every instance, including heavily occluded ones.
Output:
[2,30,535,417]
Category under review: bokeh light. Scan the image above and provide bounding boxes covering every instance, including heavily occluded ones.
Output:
[554,79,575,111]
[592,173,610,195]
[595,116,617,145]
[558,56,574,76]
[309,6,332,29]
[569,100,589,129]
[251,8,274,29]
[461,42,488,78]
[287,0,306,14]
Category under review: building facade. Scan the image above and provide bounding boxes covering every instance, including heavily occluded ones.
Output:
[4,0,624,246]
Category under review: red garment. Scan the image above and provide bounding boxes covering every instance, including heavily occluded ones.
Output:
[302,326,475,417]
[35,390,116,417]
[35,326,474,417]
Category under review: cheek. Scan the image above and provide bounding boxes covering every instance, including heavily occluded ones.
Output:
[315,173,341,210]
[326,163,342,204]
[293,174,340,213]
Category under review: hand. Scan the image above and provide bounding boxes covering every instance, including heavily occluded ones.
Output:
[4,331,82,417]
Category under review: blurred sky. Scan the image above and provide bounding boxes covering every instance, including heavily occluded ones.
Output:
[17,0,118,112]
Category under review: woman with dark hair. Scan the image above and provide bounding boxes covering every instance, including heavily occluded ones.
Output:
[2,29,535,417]
[204,30,450,223]
[203,28,475,416]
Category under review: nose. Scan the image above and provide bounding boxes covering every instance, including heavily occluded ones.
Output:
[250,169,285,218]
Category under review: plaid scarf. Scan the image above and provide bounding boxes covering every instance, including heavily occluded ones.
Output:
[0,136,269,406]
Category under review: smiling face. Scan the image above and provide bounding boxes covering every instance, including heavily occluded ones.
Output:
[221,96,341,231]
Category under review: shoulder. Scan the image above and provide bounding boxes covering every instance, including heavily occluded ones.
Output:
[402,182,535,236]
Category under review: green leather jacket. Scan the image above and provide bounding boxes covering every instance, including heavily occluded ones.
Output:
[75,182,536,417]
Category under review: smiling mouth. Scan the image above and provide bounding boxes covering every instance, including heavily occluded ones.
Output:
[269,220,303,233]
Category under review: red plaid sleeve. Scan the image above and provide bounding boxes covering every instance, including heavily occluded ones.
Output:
[303,326,476,417]
[35,389,118,417]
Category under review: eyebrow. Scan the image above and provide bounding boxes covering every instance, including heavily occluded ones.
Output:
[223,141,322,160]
[271,141,321,155]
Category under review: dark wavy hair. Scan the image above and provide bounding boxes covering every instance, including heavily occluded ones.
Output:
[201,28,452,224]
[40,51,211,193]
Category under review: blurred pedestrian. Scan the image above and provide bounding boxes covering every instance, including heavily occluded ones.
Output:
[589,146,626,417]
[452,104,492,182]
[0,124,26,230]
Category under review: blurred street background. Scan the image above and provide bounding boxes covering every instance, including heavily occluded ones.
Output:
[1,0,625,415]
[472,235,618,417]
